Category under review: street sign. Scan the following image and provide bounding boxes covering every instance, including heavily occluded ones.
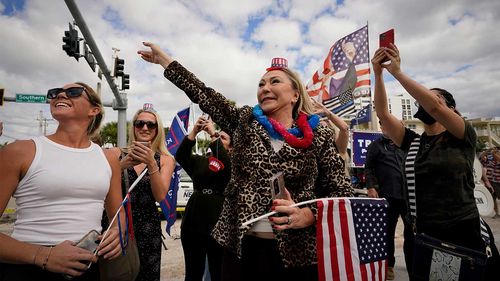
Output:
[16,94,47,103]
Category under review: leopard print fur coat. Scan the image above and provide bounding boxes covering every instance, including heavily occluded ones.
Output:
[164,61,354,268]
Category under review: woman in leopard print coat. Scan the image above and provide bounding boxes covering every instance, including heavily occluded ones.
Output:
[139,42,353,281]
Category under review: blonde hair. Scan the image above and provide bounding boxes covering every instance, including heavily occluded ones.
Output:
[129,109,168,155]
[75,82,104,137]
[279,68,315,117]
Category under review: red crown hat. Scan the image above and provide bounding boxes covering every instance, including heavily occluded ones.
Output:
[266,57,288,72]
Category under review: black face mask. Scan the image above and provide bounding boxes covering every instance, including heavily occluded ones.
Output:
[414,106,436,125]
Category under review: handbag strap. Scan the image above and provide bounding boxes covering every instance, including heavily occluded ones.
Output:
[404,135,492,256]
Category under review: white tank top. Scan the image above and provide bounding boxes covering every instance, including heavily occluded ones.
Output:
[12,136,112,245]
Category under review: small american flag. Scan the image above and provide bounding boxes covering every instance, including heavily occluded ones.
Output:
[317,198,388,281]
[307,25,370,117]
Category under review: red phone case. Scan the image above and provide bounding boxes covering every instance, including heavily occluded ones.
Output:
[379,29,394,48]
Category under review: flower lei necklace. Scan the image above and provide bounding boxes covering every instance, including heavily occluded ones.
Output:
[252,105,319,149]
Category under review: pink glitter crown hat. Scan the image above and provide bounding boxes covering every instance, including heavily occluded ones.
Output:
[143,103,156,112]
[266,57,288,72]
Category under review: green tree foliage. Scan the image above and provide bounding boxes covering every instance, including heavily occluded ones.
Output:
[100,121,119,147]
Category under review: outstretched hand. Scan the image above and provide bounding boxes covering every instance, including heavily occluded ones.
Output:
[137,42,173,69]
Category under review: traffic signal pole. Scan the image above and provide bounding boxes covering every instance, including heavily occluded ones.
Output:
[64,0,127,148]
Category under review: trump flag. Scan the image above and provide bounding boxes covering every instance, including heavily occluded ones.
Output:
[160,107,189,235]
[317,198,388,281]
[307,25,370,117]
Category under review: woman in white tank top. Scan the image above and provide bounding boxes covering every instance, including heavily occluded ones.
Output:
[0,82,124,280]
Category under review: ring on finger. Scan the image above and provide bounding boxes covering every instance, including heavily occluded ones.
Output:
[287,216,292,225]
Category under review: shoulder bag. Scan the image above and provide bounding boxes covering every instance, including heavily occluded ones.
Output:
[99,165,141,281]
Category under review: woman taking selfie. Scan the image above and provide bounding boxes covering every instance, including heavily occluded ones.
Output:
[106,104,176,281]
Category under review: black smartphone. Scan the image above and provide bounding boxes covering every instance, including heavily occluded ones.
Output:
[270,172,286,199]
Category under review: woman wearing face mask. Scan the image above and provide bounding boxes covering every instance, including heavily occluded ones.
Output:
[138,43,353,281]
[371,44,500,279]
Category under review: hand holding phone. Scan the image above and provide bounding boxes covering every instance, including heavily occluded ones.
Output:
[62,230,100,279]
[379,29,395,62]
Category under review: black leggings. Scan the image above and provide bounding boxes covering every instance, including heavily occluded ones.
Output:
[181,228,223,281]
[240,235,318,281]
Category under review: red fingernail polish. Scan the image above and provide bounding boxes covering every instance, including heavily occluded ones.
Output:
[271,206,276,211]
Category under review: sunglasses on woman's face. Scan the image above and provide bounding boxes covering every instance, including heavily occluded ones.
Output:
[134,120,157,130]
[47,87,87,99]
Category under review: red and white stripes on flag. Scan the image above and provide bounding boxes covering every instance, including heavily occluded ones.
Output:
[316,198,388,281]
[307,25,370,118]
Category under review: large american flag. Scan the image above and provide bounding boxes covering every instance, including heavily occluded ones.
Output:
[307,25,370,117]
[317,198,388,281]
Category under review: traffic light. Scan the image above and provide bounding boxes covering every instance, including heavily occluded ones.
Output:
[114,58,124,77]
[0,88,4,106]
[122,74,130,90]
[62,23,80,61]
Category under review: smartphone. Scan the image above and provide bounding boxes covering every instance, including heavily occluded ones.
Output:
[137,141,150,147]
[270,172,286,200]
[379,29,394,48]
[379,29,395,62]
[63,230,100,279]
[75,229,100,254]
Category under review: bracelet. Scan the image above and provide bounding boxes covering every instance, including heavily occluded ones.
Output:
[42,246,53,270]
[33,246,42,265]
[148,167,159,175]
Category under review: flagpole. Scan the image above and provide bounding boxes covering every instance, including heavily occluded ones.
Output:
[96,168,148,254]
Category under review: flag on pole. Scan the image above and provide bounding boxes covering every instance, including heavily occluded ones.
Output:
[350,104,372,128]
[316,198,388,281]
[307,25,370,117]
[160,107,189,235]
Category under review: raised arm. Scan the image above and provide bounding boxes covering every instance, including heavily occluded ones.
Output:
[371,48,405,146]
[311,98,349,155]
[138,42,240,135]
[382,45,465,139]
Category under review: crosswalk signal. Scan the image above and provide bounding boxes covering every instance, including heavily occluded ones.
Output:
[62,23,80,61]
[122,74,130,90]
[114,58,124,77]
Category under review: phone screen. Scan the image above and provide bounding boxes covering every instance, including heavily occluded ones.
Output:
[379,29,394,48]
[270,172,286,199]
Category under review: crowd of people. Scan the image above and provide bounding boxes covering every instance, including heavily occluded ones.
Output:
[0,40,499,281]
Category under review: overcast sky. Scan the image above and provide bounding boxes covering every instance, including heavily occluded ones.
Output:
[1,0,499,143]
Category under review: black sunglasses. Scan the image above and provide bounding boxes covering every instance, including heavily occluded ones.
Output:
[47,87,87,99]
[134,120,157,129]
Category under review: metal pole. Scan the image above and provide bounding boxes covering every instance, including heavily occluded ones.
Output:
[64,0,123,106]
[64,0,127,147]
[117,106,127,148]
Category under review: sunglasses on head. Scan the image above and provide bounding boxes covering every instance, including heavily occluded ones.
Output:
[47,87,87,99]
[134,120,157,129]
